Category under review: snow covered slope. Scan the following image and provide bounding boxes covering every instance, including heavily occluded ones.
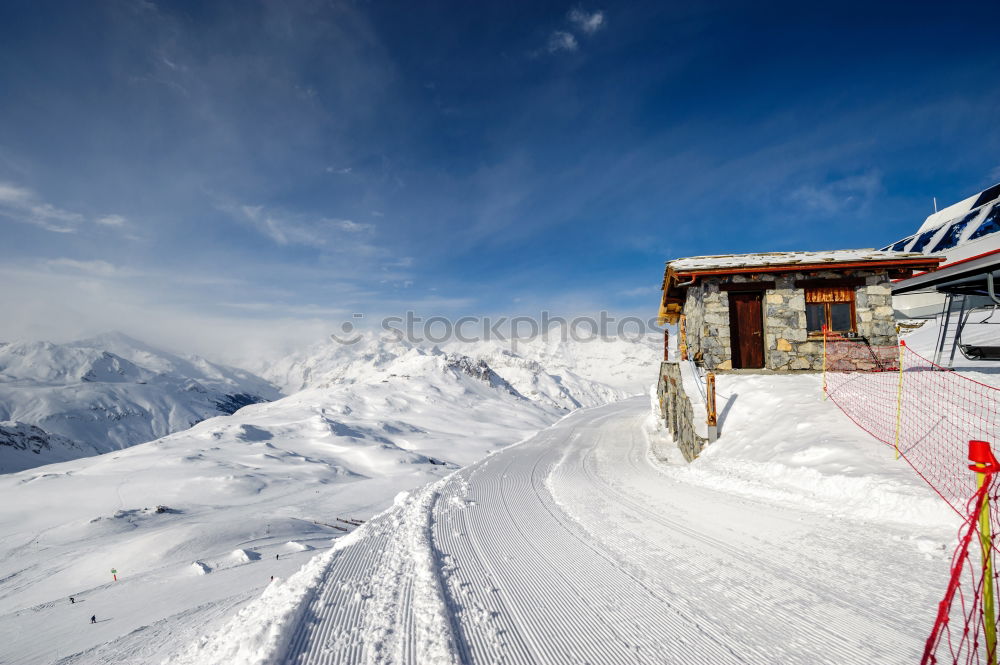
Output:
[0,332,280,473]
[0,327,971,664]
[0,343,568,664]
[176,397,955,665]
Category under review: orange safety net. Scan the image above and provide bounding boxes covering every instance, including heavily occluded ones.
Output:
[823,331,1000,664]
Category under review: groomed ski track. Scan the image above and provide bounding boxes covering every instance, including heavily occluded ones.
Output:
[277,396,941,665]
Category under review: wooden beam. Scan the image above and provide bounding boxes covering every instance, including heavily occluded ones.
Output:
[719,281,775,292]
[794,277,868,289]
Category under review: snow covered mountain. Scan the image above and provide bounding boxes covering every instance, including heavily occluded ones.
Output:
[0,332,663,662]
[0,332,280,473]
[445,335,662,409]
[266,332,662,409]
[0,340,569,663]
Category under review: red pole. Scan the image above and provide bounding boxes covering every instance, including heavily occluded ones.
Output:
[663,329,669,361]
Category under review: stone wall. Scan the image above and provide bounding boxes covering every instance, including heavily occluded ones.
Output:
[656,361,708,462]
[682,281,731,369]
[682,269,898,371]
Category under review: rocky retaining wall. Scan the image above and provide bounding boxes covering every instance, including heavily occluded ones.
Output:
[656,361,708,463]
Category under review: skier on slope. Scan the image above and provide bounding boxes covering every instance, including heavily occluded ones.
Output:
[69,597,74,604]
[90,615,96,624]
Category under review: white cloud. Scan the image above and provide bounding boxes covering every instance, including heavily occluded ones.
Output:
[0,182,133,234]
[788,171,883,216]
[0,263,347,368]
[96,214,128,227]
[620,285,657,297]
[220,302,349,316]
[0,182,84,233]
[568,9,605,34]
[389,256,415,268]
[228,204,384,257]
[331,219,372,233]
[45,258,118,276]
[547,31,578,53]
[238,204,328,247]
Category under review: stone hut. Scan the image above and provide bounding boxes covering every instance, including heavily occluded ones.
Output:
[658,250,943,371]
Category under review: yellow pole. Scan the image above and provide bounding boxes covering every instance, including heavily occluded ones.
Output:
[679,315,688,361]
[821,325,827,400]
[976,461,997,665]
[893,340,905,460]
[706,372,717,428]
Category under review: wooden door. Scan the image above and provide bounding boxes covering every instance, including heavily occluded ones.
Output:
[728,292,764,369]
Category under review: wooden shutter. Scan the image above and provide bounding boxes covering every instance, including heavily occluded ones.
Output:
[805,287,853,303]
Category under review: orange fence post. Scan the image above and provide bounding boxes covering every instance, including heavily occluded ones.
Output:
[706,372,718,442]
[679,315,688,361]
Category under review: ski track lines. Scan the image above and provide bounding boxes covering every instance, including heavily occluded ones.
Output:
[284,482,459,665]
[279,397,940,665]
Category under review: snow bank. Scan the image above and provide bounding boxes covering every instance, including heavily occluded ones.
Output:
[190,561,211,575]
[230,548,261,564]
[169,530,363,665]
[171,476,462,665]
[649,372,959,529]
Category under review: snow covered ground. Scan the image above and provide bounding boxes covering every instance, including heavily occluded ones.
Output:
[0,334,659,664]
[0,319,991,664]
[164,322,984,665]
[176,396,957,665]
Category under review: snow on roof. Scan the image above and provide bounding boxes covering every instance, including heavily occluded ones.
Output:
[879,182,1000,264]
[667,249,938,273]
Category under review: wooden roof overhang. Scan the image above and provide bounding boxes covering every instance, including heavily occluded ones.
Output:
[657,256,944,325]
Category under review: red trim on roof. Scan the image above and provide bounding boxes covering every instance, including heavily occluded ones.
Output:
[894,247,1000,282]
[673,258,944,279]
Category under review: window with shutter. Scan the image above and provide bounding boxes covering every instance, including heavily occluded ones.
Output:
[805,287,856,334]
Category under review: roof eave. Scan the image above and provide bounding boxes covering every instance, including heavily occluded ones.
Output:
[670,258,945,279]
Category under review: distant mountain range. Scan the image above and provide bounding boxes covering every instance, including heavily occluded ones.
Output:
[0,332,280,472]
[0,331,661,474]
[264,332,660,410]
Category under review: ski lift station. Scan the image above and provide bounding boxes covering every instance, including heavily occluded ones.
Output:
[885,181,1000,366]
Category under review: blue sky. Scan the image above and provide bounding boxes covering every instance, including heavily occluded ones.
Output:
[1,0,999,361]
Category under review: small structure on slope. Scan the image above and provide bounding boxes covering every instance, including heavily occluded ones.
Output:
[658,249,942,371]
[655,249,942,461]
